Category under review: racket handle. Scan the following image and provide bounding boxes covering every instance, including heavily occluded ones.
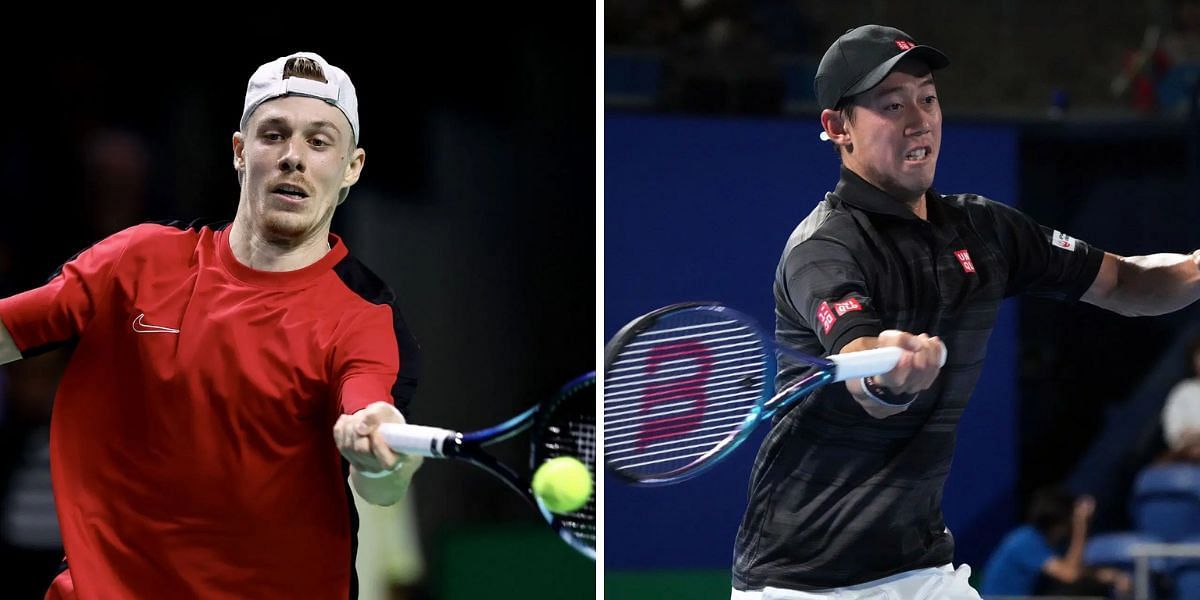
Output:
[829,346,904,381]
[379,423,459,458]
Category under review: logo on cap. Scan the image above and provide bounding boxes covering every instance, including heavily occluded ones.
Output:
[895,40,915,51]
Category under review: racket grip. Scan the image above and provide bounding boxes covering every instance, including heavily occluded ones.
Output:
[379,423,458,458]
[829,347,904,382]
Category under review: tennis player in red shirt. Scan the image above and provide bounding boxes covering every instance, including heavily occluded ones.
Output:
[0,51,422,599]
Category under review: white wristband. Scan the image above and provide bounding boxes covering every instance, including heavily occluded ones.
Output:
[357,460,405,479]
[860,376,918,409]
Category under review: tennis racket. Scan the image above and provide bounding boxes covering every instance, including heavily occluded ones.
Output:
[604,303,904,485]
[379,372,595,559]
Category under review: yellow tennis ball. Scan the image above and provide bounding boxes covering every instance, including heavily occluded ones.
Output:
[532,456,593,514]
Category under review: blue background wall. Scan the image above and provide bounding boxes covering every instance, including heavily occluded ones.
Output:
[604,112,1019,572]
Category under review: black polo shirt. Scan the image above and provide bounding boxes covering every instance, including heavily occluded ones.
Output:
[731,166,1105,591]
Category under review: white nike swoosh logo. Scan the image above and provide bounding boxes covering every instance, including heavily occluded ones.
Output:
[132,313,180,334]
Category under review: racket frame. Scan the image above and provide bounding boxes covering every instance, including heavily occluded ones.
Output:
[604,303,895,486]
[379,372,596,559]
[605,303,781,485]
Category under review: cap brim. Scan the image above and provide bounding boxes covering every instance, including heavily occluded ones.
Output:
[843,46,949,99]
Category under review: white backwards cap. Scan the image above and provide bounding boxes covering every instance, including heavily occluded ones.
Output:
[240,51,359,144]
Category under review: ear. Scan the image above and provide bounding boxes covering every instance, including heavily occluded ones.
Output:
[232,131,246,175]
[342,147,366,188]
[336,147,366,205]
[820,109,852,152]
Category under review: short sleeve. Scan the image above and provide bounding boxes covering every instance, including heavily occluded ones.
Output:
[981,525,1058,595]
[987,201,1105,301]
[0,227,138,355]
[1011,528,1056,574]
[779,238,883,354]
[335,303,421,416]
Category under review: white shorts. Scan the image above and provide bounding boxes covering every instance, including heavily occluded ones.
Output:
[731,563,982,600]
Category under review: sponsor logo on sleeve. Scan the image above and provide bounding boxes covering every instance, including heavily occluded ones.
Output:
[832,297,862,316]
[816,301,837,335]
[1051,230,1077,251]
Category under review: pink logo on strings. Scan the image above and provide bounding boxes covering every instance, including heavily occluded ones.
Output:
[637,341,712,449]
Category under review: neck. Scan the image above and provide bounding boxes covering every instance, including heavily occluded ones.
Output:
[844,164,929,220]
[907,195,928,220]
[227,212,332,273]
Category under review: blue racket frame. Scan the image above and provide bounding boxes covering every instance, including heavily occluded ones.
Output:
[604,303,838,486]
[441,371,597,558]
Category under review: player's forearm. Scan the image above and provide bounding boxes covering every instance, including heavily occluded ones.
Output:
[350,459,420,506]
[1106,252,1200,316]
[1064,520,1087,570]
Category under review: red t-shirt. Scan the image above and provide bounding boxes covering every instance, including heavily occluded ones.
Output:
[0,223,419,599]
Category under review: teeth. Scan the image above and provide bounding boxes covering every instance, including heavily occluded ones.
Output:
[906,148,928,160]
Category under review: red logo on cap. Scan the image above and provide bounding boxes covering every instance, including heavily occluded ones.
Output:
[895,40,915,51]
[954,249,976,273]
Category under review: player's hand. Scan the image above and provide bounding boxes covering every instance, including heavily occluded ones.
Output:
[334,402,421,477]
[1096,567,1132,596]
[874,329,946,394]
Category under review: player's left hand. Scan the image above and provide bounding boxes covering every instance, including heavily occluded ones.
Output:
[874,330,946,394]
[334,402,419,476]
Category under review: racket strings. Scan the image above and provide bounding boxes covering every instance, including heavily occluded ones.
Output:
[605,344,764,380]
[537,378,596,551]
[604,308,769,482]
[604,358,766,398]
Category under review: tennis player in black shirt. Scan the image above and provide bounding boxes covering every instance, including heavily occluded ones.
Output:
[731,25,1200,599]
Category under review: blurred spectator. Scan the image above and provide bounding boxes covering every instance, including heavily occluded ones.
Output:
[658,0,784,114]
[0,349,69,599]
[1115,0,1200,114]
[1162,0,1200,66]
[1113,26,1171,114]
[1161,335,1200,462]
[352,489,425,600]
[606,0,683,48]
[981,486,1131,597]
[1157,0,1200,115]
[747,0,816,55]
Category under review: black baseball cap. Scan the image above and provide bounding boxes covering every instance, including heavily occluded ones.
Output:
[815,25,949,110]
